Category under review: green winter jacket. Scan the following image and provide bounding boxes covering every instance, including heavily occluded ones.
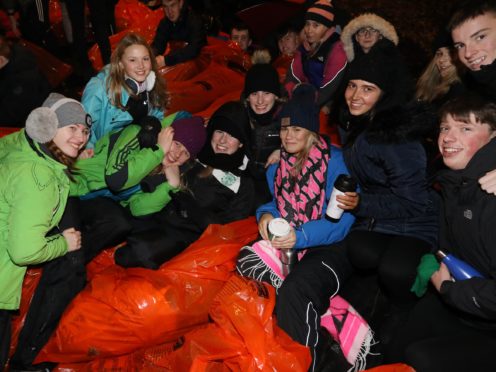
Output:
[0,130,69,310]
[71,113,180,216]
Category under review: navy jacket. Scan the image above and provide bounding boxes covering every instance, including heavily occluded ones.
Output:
[340,102,439,246]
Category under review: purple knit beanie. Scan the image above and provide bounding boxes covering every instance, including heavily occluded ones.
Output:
[171,116,207,158]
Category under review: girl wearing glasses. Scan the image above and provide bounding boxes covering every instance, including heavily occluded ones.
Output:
[341,13,414,103]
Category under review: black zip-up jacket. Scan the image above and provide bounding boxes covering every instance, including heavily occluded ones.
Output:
[438,137,496,330]
[151,6,206,66]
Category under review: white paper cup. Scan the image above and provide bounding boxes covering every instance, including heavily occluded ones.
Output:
[268,218,291,241]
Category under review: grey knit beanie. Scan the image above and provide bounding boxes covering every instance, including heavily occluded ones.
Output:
[25,93,91,143]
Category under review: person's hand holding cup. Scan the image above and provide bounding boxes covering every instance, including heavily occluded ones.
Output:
[268,218,295,249]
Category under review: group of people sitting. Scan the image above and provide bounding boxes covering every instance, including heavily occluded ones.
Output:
[2,0,496,371]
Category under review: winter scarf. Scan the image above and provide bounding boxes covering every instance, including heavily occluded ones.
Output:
[241,239,375,371]
[274,136,329,228]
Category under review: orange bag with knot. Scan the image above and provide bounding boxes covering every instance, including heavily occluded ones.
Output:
[167,61,245,115]
[115,0,163,33]
[35,218,258,364]
[158,53,211,83]
[165,275,312,371]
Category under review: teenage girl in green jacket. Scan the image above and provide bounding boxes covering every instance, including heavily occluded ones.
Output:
[0,93,90,370]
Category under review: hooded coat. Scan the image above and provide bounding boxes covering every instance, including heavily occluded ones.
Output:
[437,138,496,330]
[340,102,440,246]
[340,13,414,101]
[340,13,399,63]
[0,130,69,310]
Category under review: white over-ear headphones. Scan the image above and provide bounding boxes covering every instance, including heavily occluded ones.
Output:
[125,71,156,95]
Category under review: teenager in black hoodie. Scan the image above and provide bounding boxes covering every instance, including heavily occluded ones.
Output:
[387,94,496,372]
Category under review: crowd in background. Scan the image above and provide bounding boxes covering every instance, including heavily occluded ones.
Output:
[1,0,496,371]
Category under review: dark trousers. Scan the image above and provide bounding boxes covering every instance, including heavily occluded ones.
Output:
[78,197,133,264]
[346,230,431,306]
[114,205,203,270]
[64,0,117,66]
[11,197,131,368]
[275,243,353,371]
[19,0,59,55]
[386,294,496,372]
[0,309,11,370]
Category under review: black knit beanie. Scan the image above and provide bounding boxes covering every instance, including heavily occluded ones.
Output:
[197,101,251,173]
[243,63,281,97]
[278,84,319,133]
[346,51,394,93]
[432,28,453,54]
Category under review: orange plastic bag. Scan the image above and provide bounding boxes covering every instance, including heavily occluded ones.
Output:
[273,53,293,82]
[85,245,121,281]
[53,341,178,371]
[319,111,341,147]
[364,363,415,372]
[158,54,210,83]
[0,127,20,137]
[167,62,245,115]
[202,39,252,72]
[195,89,242,122]
[36,218,258,364]
[48,0,66,43]
[165,275,311,371]
[115,0,163,33]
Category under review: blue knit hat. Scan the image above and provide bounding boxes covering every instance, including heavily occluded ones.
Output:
[278,84,319,133]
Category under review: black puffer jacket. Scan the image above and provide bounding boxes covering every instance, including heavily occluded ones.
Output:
[151,4,206,66]
[438,138,496,330]
[340,101,440,246]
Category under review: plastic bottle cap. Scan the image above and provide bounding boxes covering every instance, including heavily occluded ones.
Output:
[268,218,291,239]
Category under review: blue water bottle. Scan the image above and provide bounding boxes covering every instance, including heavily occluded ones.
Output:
[436,250,484,280]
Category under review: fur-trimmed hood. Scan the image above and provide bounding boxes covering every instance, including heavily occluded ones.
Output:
[341,13,399,62]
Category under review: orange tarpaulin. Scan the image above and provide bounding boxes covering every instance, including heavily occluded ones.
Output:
[35,219,258,364]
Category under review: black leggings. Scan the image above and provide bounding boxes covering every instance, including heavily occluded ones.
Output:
[386,294,496,372]
[346,230,431,306]
[0,309,11,370]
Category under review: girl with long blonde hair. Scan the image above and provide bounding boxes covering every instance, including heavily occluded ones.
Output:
[82,32,168,148]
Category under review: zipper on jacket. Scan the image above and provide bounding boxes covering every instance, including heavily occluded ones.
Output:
[367,217,376,231]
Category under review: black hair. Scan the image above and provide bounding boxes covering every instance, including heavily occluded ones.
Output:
[440,94,496,131]
[230,21,251,36]
[448,0,496,32]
